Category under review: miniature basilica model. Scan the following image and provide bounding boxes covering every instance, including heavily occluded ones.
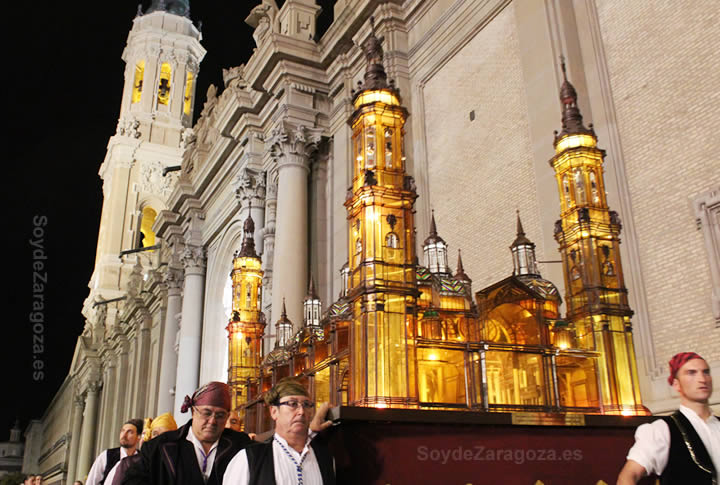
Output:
[227,21,648,432]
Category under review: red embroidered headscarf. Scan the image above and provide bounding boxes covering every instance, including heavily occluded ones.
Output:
[667,352,704,385]
[181,381,232,413]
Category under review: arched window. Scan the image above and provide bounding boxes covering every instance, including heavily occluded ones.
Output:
[183,71,194,116]
[384,128,393,169]
[158,63,172,106]
[562,175,571,208]
[385,232,399,248]
[365,125,376,169]
[132,61,145,104]
[139,207,157,248]
[573,168,586,205]
[589,171,600,205]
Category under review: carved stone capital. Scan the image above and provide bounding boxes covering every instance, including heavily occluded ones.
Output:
[235,168,267,207]
[181,245,206,270]
[268,124,323,171]
[163,267,184,291]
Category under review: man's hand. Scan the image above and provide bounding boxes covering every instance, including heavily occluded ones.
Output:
[616,460,647,485]
[310,402,333,433]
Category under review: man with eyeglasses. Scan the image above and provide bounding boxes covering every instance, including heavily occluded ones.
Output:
[223,377,335,484]
[123,381,253,485]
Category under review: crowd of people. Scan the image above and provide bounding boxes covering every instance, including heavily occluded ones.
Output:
[75,378,333,485]
[20,352,716,485]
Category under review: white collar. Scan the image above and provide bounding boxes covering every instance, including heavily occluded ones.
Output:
[274,433,312,457]
[119,447,137,458]
[679,404,717,424]
[186,426,219,455]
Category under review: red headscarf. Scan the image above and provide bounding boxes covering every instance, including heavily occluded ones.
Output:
[181,381,232,412]
[667,352,704,385]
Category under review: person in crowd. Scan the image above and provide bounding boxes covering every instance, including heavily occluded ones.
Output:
[223,377,335,485]
[121,382,253,485]
[86,419,143,485]
[225,410,243,433]
[112,413,178,485]
[617,352,719,484]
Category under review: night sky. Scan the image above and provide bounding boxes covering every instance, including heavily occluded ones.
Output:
[5,0,335,443]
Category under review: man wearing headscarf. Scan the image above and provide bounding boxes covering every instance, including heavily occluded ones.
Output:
[617,352,719,484]
[122,382,253,485]
[86,419,144,485]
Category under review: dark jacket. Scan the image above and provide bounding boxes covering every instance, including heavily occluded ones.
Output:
[122,420,253,485]
[661,411,717,485]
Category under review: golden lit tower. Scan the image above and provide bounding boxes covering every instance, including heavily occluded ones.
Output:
[550,59,645,415]
[227,211,266,411]
[345,17,419,407]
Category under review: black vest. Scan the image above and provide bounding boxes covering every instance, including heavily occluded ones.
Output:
[100,448,122,485]
[245,436,335,485]
[660,411,717,485]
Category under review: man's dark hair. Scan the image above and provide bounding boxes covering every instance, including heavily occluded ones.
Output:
[124,418,144,435]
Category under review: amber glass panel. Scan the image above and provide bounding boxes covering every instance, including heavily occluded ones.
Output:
[417,348,466,404]
[314,366,330,405]
[486,351,545,406]
[555,355,599,408]
[484,303,540,345]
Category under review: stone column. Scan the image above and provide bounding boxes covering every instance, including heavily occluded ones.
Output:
[97,358,116,449]
[76,382,100,481]
[66,394,85,482]
[157,267,183,414]
[268,124,321,330]
[173,244,206,419]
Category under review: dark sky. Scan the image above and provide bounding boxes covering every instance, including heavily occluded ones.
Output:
[5,0,335,443]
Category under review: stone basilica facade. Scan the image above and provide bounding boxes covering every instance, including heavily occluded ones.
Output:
[28,0,718,483]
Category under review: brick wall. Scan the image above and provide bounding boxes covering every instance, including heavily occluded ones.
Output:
[595,0,720,364]
[422,4,548,292]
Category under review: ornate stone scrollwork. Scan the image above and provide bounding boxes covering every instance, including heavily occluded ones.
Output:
[116,117,141,139]
[181,128,196,150]
[246,1,279,47]
[140,160,176,201]
[222,65,248,90]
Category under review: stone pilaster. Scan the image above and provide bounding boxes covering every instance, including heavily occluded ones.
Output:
[157,265,183,414]
[75,381,100,481]
[65,394,85,483]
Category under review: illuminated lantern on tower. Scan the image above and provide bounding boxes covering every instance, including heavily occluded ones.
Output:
[550,59,645,415]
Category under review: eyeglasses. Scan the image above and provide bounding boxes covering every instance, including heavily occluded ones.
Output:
[194,407,229,421]
[275,400,315,410]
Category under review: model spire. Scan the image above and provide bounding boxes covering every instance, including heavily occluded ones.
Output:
[555,56,593,141]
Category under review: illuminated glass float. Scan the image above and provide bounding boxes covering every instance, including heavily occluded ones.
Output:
[228,25,648,432]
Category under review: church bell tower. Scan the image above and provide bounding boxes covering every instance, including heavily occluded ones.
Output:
[551,59,645,415]
[345,18,419,407]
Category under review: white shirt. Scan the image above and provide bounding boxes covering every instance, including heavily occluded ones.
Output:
[223,434,324,485]
[86,447,135,485]
[186,426,220,482]
[627,405,720,476]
